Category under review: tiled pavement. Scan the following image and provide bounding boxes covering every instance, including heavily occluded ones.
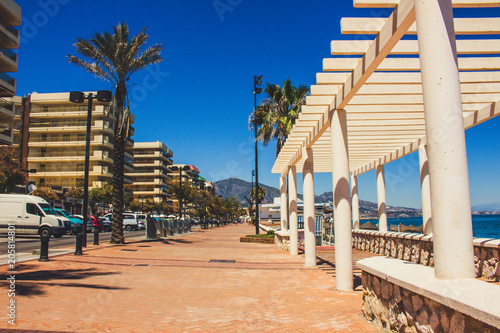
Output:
[0,224,380,332]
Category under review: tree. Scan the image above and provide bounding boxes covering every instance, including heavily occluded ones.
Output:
[250,185,267,203]
[250,78,309,156]
[0,146,24,193]
[32,187,58,203]
[68,22,163,244]
[89,183,113,215]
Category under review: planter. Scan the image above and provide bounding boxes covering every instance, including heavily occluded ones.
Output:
[239,236,275,244]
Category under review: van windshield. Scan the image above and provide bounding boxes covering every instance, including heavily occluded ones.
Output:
[39,203,57,215]
[60,210,74,218]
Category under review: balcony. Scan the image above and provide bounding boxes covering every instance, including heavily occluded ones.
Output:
[28,134,113,149]
[0,72,15,97]
[0,97,13,119]
[0,125,12,145]
[30,105,113,119]
[0,49,17,72]
[29,119,113,135]
[0,0,21,26]
[0,17,20,49]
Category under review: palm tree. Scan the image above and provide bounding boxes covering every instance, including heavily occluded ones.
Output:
[250,78,309,156]
[68,22,163,244]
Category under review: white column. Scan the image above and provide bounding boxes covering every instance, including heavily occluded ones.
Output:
[419,144,433,236]
[376,164,388,232]
[303,147,316,267]
[351,174,360,229]
[288,166,298,256]
[415,0,474,279]
[280,175,288,232]
[331,109,353,291]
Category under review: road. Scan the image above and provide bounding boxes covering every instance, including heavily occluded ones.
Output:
[0,230,145,255]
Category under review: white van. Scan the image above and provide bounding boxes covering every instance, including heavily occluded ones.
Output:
[0,194,68,238]
[104,212,138,231]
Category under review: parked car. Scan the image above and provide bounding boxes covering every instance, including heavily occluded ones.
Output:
[0,194,67,238]
[74,215,103,232]
[98,216,112,232]
[55,209,83,234]
[87,215,104,232]
[104,213,138,231]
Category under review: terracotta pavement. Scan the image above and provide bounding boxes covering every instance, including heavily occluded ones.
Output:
[0,224,380,333]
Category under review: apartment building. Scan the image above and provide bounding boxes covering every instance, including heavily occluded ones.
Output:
[204,181,216,196]
[0,0,21,145]
[24,92,134,191]
[126,141,173,203]
[171,164,201,188]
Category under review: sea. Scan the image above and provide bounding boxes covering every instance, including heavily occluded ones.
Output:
[359,215,500,239]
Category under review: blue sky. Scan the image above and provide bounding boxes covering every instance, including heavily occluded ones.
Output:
[13,0,500,208]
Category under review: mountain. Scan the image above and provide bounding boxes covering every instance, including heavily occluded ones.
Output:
[214,178,280,204]
[214,178,419,216]
[472,202,500,211]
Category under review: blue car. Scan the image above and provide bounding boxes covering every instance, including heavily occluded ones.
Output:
[55,209,83,234]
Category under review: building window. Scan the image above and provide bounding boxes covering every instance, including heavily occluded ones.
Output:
[42,106,48,112]
[77,134,85,141]
[39,164,45,171]
[40,149,46,157]
[63,134,70,141]
[41,134,47,141]
[76,164,84,172]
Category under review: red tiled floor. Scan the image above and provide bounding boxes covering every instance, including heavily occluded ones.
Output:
[0,224,380,332]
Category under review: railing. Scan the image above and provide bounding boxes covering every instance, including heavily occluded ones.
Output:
[0,18,20,37]
[0,97,13,111]
[0,127,12,137]
[0,72,15,85]
[0,49,17,62]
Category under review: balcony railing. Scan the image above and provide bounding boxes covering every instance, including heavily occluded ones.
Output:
[0,49,17,62]
[0,127,12,137]
[0,97,13,111]
[0,18,20,37]
[0,72,14,85]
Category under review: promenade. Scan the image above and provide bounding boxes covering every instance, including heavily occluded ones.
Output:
[0,224,379,332]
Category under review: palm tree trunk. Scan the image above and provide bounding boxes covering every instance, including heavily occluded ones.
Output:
[111,88,126,244]
[111,130,125,243]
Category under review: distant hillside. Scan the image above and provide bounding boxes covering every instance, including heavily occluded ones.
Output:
[472,202,500,212]
[214,178,419,215]
[214,178,279,204]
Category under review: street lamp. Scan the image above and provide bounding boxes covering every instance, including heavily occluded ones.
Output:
[69,90,111,253]
[171,165,190,220]
[253,75,262,234]
[251,170,255,225]
[139,196,145,212]
[20,168,36,194]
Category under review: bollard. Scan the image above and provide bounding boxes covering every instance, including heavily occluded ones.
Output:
[93,228,99,245]
[75,233,83,255]
[38,233,50,262]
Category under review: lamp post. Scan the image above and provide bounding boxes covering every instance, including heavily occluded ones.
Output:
[171,165,190,219]
[69,90,111,252]
[251,169,255,225]
[139,196,145,212]
[20,168,36,194]
[254,75,262,234]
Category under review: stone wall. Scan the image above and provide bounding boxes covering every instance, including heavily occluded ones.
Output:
[352,230,500,281]
[361,271,500,332]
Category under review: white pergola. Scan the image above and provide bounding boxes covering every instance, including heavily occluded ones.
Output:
[272,0,500,291]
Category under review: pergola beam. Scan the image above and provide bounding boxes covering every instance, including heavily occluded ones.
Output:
[354,0,500,8]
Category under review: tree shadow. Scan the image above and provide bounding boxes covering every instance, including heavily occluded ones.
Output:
[0,265,123,297]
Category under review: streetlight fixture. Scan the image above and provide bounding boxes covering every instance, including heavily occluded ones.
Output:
[251,169,255,225]
[253,75,262,234]
[20,168,36,194]
[171,165,190,220]
[69,90,112,253]
[139,196,145,212]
